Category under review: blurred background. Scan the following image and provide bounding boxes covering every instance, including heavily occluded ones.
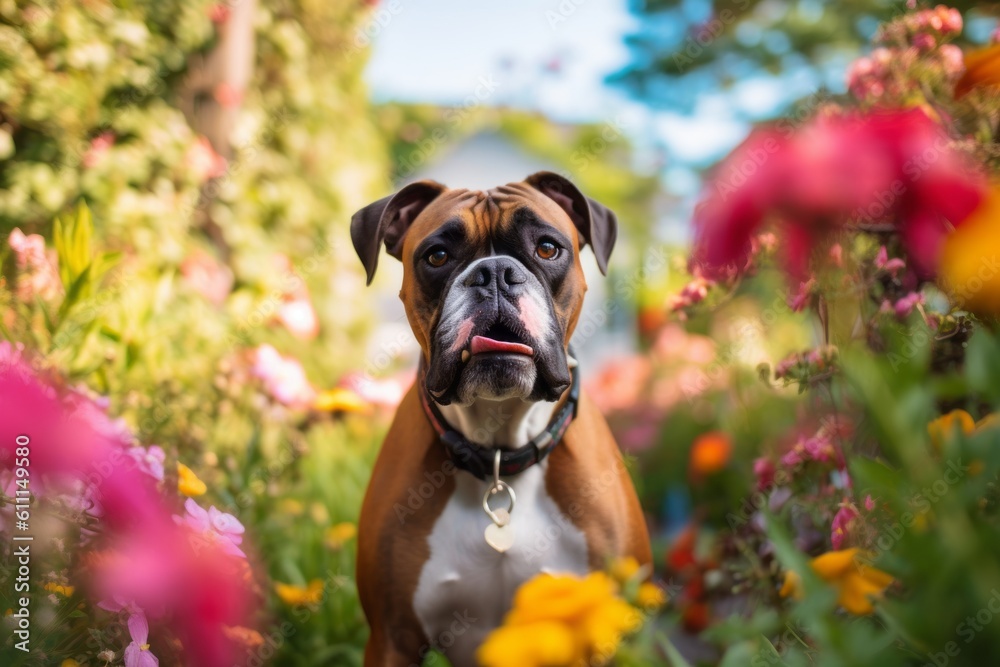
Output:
[3,1,1000,665]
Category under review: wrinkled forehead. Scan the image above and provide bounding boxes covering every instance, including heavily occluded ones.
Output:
[403,182,579,253]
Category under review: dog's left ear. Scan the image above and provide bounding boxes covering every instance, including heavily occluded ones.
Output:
[351,180,448,285]
[525,171,618,275]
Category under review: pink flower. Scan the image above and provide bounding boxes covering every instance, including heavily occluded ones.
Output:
[691,109,985,282]
[865,495,877,511]
[884,258,906,275]
[207,3,230,23]
[753,457,775,490]
[875,245,889,268]
[213,83,244,109]
[894,291,924,318]
[180,251,233,306]
[669,277,713,314]
[831,504,859,549]
[124,612,159,667]
[7,228,61,301]
[277,298,319,340]
[787,278,816,312]
[186,137,227,182]
[1,355,257,667]
[939,44,965,78]
[251,344,316,407]
[338,370,412,410]
[127,445,166,482]
[98,600,158,667]
[83,132,115,168]
[174,498,246,559]
[912,32,936,52]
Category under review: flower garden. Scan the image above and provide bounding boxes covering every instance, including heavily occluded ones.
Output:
[5,2,1000,666]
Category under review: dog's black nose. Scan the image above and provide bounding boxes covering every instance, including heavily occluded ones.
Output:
[464,257,527,292]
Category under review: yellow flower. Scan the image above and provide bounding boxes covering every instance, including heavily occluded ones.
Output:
[779,570,803,600]
[977,414,1000,432]
[927,410,975,450]
[44,583,74,597]
[274,579,324,606]
[781,549,893,615]
[278,498,304,516]
[609,556,641,584]
[477,572,642,667]
[61,660,80,667]
[177,462,207,497]
[325,522,357,550]
[477,621,578,667]
[956,44,1000,97]
[940,187,1000,315]
[314,388,370,413]
[635,582,666,611]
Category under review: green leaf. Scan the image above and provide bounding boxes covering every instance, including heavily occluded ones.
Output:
[58,264,92,322]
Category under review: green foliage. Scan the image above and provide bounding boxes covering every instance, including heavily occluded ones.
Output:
[612,0,990,113]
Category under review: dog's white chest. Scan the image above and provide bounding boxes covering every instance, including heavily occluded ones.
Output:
[412,462,589,665]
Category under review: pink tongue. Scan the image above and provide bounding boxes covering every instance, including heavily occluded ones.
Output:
[470,335,534,356]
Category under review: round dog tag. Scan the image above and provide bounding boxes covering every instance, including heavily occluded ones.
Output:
[485,522,515,553]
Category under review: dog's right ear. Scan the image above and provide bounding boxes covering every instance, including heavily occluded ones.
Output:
[351,180,447,285]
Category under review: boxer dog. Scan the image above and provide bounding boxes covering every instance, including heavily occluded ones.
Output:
[351,172,651,666]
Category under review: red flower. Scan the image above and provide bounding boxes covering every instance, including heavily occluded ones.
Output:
[692,108,985,282]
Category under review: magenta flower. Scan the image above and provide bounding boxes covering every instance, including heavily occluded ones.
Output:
[692,109,985,282]
[175,498,246,559]
[753,457,776,491]
[787,279,817,313]
[1,352,257,667]
[831,505,860,549]
[894,291,924,319]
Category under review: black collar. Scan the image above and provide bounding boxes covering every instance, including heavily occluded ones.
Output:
[418,360,580,480]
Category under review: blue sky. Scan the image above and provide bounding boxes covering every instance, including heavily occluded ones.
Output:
[362,0,840,238]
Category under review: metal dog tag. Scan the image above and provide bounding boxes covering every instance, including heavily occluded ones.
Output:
[485,522,515,553]
[483,451,516,553]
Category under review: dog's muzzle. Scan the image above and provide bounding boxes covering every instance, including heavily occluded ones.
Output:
[425,255,572,405]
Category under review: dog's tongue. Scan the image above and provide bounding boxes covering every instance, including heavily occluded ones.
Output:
[470,335,533,356]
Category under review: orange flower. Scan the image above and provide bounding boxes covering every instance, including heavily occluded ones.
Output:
[927,410,975,450]
[689,432,732,476]
[955,44,1000,97]
[223,625,265,650]
[940,186,1000,316]
[780,548,893,615]
[274,580,324,606]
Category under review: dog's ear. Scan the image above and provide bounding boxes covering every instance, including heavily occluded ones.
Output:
[525,171,618,275]
[351,180,448,285]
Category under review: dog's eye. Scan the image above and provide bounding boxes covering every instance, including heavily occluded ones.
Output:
[426,248,449,267]
[536,241,559,260]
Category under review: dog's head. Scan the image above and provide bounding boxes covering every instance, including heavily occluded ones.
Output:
[351,172,617,406]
